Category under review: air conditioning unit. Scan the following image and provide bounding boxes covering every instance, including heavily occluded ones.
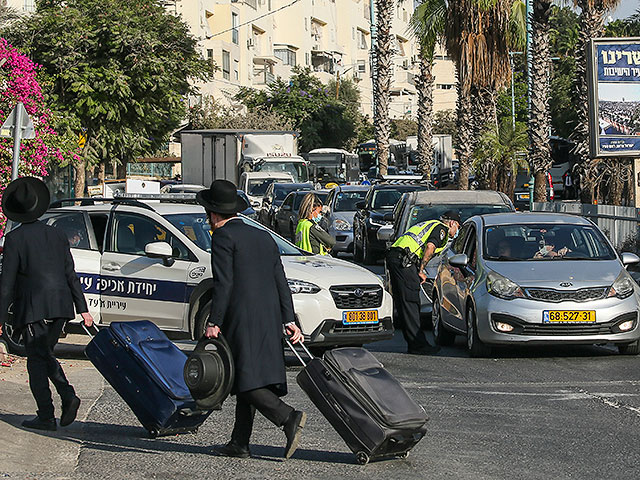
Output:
[247,38,255,48]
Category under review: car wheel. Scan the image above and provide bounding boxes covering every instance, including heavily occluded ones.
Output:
[466,304,491,358]
[618,340,640,355]
[432,295,455,346]
[362,235,376,265]
[2,315,26,356]
[353,231,363,262]
[194,299,212,340]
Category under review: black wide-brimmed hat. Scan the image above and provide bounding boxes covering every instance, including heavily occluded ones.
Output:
[2,177,50,223]
[196,180,248,214]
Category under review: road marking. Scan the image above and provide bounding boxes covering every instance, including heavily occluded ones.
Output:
[577,388,640,417]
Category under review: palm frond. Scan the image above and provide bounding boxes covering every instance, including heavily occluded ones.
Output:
[508,0,527,50]
[409,0,447,57]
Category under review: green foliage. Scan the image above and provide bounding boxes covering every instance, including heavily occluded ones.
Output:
[235,67,361,152]
[432,109,457,137]
[390,119,418,140]
[188,97,293,131]
[549,5,580,139]
[473,117,528,171]
[605,8,640,36]
[3,0,210,166]
[497,71,527,125]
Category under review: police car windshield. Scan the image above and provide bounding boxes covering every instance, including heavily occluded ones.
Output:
[165,213,304,256]
[407,204,512,228]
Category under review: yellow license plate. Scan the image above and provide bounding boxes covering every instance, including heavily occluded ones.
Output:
[520,194,530,199]
[543,310,596,323]
[342,310,379,325]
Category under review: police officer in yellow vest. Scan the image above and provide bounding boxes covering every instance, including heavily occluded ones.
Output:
[386,210,461,355]
[295,193,336,255]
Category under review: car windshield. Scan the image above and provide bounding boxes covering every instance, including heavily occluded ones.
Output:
[407,204,512,228]
[371,189,404,209]
[248,178,289,196]
[164,213,303,256]
[275,185,310,201]
[255,162,309,182]
[334,191,368,212]
[483,224,616,261]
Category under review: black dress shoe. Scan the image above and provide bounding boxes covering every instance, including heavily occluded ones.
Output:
[283,410,307,459]
[407,345,441,355]
[213,441,251,458]
[22,416,56,431]
[60,396,81,427]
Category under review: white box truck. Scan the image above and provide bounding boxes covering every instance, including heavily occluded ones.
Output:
[180,129,309,187]
[405,134,454,185]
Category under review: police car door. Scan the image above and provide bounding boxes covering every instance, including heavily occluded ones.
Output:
[99,210,191,331]
[40,210,102,323]
[440,223,471,328]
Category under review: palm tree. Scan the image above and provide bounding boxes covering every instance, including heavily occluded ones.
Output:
[373,0,393,176]
[571,0,621,203]
[409,0,446,177]
[528,0,553,202]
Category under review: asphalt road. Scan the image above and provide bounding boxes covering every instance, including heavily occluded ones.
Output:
[1,256,639,479]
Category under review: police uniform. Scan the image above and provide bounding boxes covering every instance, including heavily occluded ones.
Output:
[386,219,449,354]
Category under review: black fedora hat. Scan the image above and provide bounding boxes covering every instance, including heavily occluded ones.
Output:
[2,177,50,223]
[196,179,248,214]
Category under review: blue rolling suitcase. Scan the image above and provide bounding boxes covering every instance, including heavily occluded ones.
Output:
[85,320,211,437]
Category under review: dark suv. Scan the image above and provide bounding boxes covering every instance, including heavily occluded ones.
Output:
[353,184,429,264]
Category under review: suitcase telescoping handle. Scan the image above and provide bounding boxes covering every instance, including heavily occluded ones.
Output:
[81,323,100,339]
[283,336,314,367]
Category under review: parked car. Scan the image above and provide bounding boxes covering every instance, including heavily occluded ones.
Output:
[240,172,295,209]
[0,199,394,354]
[273,189,330,241]
[258,182,314,229]
[160,184,206,194]
[378,190,515,319]
[431,212,640,356]
[353,183,430,265]
[325,185,371,255]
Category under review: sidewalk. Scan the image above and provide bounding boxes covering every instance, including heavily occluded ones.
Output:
[0,335,103,476]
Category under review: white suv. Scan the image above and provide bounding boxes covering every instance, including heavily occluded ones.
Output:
[1,199,393,353]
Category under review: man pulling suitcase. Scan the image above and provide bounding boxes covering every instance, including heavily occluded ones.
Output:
[197,180,306,459]
[0,177,94,431]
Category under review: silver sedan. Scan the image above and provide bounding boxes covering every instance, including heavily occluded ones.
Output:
[431,212,640,357]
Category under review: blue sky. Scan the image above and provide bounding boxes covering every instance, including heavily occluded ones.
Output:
[612,0,637,20]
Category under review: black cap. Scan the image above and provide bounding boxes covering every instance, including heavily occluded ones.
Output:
[441,210,461,224]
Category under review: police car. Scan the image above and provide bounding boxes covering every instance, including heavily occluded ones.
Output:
[1,198,393,353]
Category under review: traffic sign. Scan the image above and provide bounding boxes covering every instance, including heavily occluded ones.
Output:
[0,103,35,139]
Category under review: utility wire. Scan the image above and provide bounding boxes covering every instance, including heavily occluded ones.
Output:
[209,0,302,38]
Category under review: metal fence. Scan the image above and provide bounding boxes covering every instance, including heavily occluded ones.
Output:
[532,202,640,249]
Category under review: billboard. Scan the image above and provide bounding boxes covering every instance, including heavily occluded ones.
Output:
[589,38,640,157]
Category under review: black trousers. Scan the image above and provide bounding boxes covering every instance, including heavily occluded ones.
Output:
[23,319,75,420]
[231,387,294,447]
[386,249,430,351]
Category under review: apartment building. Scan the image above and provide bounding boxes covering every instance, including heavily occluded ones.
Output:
[169,0,456,120]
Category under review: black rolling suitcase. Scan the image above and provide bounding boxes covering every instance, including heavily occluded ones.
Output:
[84,321,212,437]
[288,342,428,464]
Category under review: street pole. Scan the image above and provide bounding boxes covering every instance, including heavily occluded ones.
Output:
[369,0,377,120]
[510,53,516,131]
[10,101,24,181]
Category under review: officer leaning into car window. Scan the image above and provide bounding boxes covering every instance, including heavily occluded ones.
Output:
[295,193,335,255]
[386,210,461,355]
[0,177,94,431]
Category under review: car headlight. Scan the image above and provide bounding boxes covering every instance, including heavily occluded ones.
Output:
[368,218,387,227]
[333,219,351,231]
[288,279,321,294]
[608,271,635,299]
[487,271,524,300]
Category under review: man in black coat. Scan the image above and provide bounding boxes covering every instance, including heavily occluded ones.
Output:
[197,179,306,460]
[0,177,94,431]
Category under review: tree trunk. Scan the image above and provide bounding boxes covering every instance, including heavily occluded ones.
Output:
[456,81,472,190]
[73,158,86,198]
[416,47,434,177]
[112,160,117,178]
[117,161,126,179]
[529,0,553,203]
[534,171,547,203]
[572,1,617,204]
[98,161,106,185]
[471,87,498,190]
[373,0,393,175]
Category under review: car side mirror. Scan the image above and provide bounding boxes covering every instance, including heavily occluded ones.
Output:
[449,253,469,268]
[355,201,366,210]
[145,241,175,267]
[383,212,394,222]
[377,224,394,242]
[621,252,640,266]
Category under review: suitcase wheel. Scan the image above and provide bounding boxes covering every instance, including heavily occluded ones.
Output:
[148,429,159,438]
[397,451,409,459]
[356,452,370,465]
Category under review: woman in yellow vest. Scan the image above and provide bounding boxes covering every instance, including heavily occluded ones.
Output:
[295,193,336,255]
